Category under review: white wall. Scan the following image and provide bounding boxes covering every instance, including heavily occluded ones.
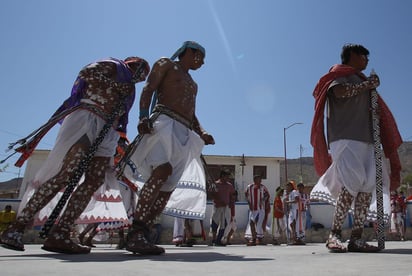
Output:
[203,155,282,202]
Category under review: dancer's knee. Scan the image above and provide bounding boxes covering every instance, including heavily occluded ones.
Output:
[152,163,173,182]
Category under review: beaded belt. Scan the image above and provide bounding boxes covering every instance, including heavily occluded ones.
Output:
[152,104,193,129]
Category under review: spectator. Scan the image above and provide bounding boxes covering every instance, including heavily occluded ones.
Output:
[0,205,16,234]
[244,175,270,246]
[271,187,286,245]
[210,169,236,246]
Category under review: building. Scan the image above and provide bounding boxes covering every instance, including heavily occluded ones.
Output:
[202,154,282,202]
[18,151,283,204]
[6,149,412,244]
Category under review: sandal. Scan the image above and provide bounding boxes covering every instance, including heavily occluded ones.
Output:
[42,232,91,254]
[326,235,347,253]
[126,231,164,255]
[42,239,91,254]
[347,239,380,253]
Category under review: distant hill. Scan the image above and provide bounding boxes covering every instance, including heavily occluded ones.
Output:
[279,157,318,186]
[0,177,23,198]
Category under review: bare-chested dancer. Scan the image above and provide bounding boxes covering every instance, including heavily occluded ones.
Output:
[125,41,215,255]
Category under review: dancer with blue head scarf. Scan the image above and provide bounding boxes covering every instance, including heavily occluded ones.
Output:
[123,41,214,255]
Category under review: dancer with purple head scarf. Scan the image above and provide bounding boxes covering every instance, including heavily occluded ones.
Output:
[1,56,149,254]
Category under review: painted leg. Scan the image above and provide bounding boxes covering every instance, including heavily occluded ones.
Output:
[126,163,171,255]
[1,142,88,252]
[326,187,353,253]
[42,156,109,254]
[348,192,380,252]
[144,191,172,227]
[78,223,98,246]
[83,223,99,247]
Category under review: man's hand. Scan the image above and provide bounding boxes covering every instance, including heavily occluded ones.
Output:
[201,132,215,145]
[137,117,153,135]
[367,73,380,89]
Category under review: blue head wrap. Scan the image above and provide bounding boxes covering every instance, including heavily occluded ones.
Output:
[170,41,206,61]
[144,41,205,118]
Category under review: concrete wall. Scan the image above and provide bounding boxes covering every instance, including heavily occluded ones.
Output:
[158,201,369,231]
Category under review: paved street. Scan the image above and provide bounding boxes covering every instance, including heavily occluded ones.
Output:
[1,241,411,276]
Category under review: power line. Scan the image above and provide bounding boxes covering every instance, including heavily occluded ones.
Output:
[0,129,23,138]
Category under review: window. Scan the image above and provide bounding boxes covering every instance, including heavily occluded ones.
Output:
[253,165,267,179]
[206,164,235,182]
[205,164,236,200]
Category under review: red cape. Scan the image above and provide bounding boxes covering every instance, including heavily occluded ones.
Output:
[310,64,402,191]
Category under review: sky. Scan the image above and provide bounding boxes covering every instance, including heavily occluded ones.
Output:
[1,0,411,182]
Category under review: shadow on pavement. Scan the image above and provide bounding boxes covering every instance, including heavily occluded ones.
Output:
[0,251,274,263]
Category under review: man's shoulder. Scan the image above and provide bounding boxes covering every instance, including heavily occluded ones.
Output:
[155,57,174,66]
[152,58,175,74]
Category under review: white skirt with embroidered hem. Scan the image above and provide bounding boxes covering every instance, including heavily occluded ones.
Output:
[29,109,119,190]
[310,139,391,221]
[18,109,120,219]
[127,114,207,220]
[128,114,205,192]
[20,170,133,228]
[163,155,207,219]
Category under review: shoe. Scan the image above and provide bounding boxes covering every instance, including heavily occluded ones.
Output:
[43,225,90,254]
[179,243,194,247]
[272,239,280,245]
[246,240,256,246]
[42,230,91,254]
[221,237,228,245]
[326,234,347,253]
[293,239,306,245]
[126,222,165,255]
[0,222,25,251]
[82,237,96,248]
[186,238,196,246]
[173,237,183,247]
[78,234,85,245]
[347,239,380,253]
[116,239,125,249]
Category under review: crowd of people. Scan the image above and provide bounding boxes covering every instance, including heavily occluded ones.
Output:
[169,173,311,247]
[0,42,406,256]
